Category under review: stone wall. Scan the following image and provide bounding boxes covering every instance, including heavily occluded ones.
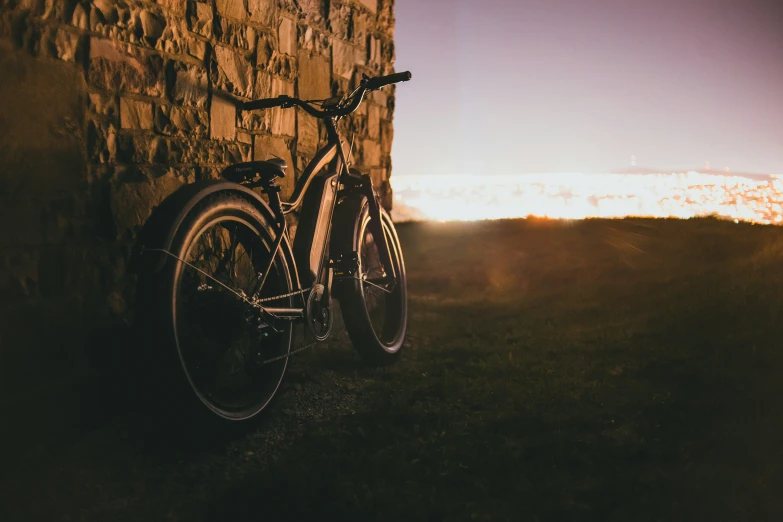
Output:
[0,0,397,421]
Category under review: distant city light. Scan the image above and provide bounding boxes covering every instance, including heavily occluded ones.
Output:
[391,172,783,224]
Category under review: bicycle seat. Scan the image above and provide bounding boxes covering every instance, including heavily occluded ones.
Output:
[222,157,287,183]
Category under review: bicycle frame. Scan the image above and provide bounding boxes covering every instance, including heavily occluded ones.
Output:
[256,116,395,319]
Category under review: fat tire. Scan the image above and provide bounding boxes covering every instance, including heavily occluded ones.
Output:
[134,192,293,424]
[332,194,408,365]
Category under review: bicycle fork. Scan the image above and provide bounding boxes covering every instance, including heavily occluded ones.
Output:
[356,173,396,282]
[328,114,396,283]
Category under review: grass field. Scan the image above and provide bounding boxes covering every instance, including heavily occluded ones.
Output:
[4,217,783,521]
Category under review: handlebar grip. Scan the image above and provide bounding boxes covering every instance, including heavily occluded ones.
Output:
[366,71,412,90]
[243,96,286,111]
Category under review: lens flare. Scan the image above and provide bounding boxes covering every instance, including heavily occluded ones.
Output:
[390,172,783,224]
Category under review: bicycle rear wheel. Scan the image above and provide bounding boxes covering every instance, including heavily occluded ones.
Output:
[140,193,293,421]
[333,194,408,364]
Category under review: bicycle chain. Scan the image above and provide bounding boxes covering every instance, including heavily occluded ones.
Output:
[144,247,335,366]
[254,286,312,304]
[145,247,324,365]
[144,247,312,308]
[261,341,318,365]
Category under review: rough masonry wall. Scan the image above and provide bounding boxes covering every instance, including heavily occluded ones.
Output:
[0,0,397,415]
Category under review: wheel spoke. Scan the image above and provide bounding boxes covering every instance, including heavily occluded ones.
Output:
[173,211,292,417]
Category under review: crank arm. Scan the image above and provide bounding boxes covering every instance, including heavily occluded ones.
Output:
[260,307,305,319]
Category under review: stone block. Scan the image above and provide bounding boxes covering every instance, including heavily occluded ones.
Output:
[297,107,319,155]
[40,0,79,23]
[155,105,208,137]
[88,92,117,118]
[187,0,213,38]
[139,9,166,43]
[380,120,393,155]
[93,0,119,24]
[157,0,187,16]
[358,0,377,13]
[210,94,237,140]
[377,0,394,35]
[254,135,295,197]
[253,70,272,99]
[296,0,326,25]
[119,97,153,129]
[278,17,296,56]
[71,3,89,29]
[370,88,387,107]
[271,77,295,136]
[115,134,135,163]
[216,17,257,51]
[237,130,252,144]
[272,76,294,97]
[360,138,381,167]
[267,52,296,80]
[370,167,386,187]
[379,180,392,210]
[332,39,360,80]
[380,35,395,64]
[87,119,117,163]
[213,44,254,98]
[297,51,330,99]
[149,136,169,163]
[170,61,209,108]
[88,39,165,97]
[164,138,195,163]
[42,26,82,62]
[216,0,247,20]
[110,172,184,236]
[351,11,369,44]
[368,104,380,139]
[185,140,249,164]
[187,37,208,61]
[248,0,276,26]
[154,15,198,56]
[239,108,270,132]
[369,36,380,67]
[329,4,351,40]
[118,134,174,164]
[256,33,273,67]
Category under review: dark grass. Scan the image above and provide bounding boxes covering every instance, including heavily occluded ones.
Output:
[4,217,783,521]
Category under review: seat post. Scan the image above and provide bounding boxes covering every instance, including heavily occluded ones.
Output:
[259,178,285,225]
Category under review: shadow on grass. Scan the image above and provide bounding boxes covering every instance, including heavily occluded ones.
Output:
[204,219,783,521]
[4,218,783,522]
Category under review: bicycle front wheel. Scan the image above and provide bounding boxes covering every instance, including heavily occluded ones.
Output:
[333,194,408,364]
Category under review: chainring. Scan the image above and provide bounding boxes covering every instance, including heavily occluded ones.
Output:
[306,284,333,341]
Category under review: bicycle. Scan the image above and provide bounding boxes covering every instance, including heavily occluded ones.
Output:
[133,71,412,422]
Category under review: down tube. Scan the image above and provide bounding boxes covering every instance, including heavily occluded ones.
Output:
[291,159,341,286]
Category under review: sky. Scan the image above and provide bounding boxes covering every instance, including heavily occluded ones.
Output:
[391,0,783,177]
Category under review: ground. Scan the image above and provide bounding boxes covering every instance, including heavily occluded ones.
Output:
[3,217,783,521]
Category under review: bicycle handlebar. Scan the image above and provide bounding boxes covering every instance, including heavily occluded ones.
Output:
[243,71,412,117]
[366,71,412,90]
[243,97,285,110]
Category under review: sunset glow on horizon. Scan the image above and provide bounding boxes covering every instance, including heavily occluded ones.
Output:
[388,2,783,226]
[390,172,783,225]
